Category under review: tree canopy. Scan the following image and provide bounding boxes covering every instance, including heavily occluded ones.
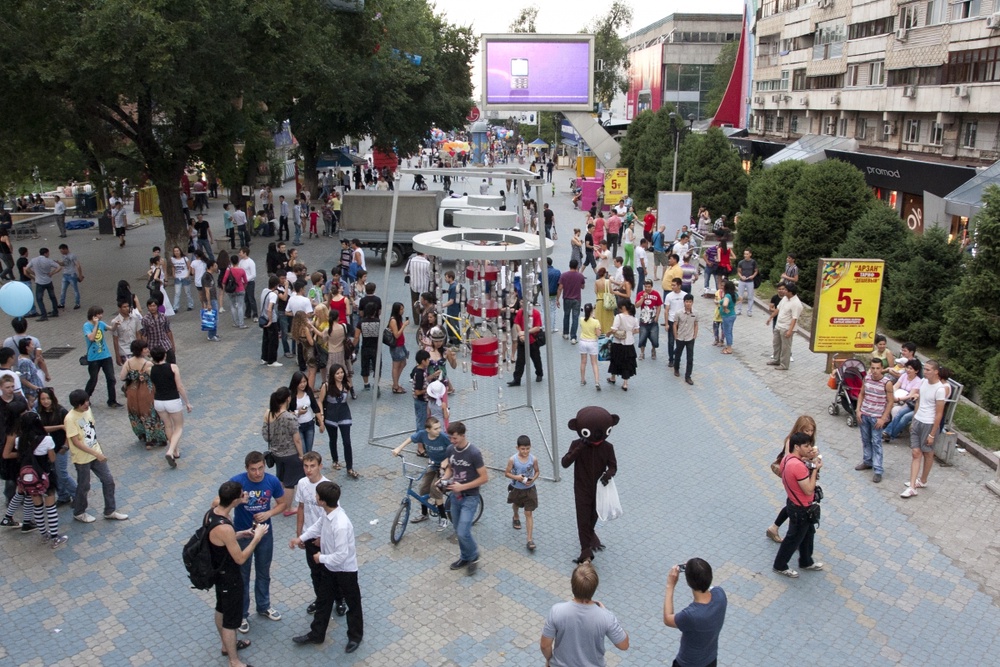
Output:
[735,161,804,281]
[673,127,748,220]
[585,1,633,107]
[509,5,539,33]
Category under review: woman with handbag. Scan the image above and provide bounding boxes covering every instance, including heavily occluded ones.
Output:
[323,309,356,400]
[593,268,615,337]
[117,340,166,450]
[261,387,304,494]
[606,301,639,391]
[766,415,817,543]
[577,303,603,389]
[318,364,357,479]
[387,302,410,394]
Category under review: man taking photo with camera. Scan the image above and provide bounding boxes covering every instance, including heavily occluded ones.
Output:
[663,558,727,667]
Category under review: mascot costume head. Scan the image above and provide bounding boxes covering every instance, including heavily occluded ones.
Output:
[568,406,620,446]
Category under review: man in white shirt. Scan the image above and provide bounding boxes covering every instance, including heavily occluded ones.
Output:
[53,195,67,238]
[289,481,363,653]
[191,251,208,307]
[662,278,686,368]
[109,301,143,365]
[767,283,803,371]
[286,280,314,316]
[901,360,947,498]
[238,247,258,320]
[293,453,345,618]
[404,253,432,322]
[232,208,249,249]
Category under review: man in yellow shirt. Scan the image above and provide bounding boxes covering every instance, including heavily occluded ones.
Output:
[660,254,683,298]
[64,389,129,524]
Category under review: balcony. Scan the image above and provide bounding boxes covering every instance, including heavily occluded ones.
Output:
[813,41,844,61]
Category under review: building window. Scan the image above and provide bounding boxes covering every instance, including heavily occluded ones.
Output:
[765,114,775,131]
[952,0,981,20]
[905,119,921,144]
[776,116,785,132]
[824,116,836,136]
[869,62,885,86]
[838,118,849,137]
[790,115,799,133]
[926,0,945,24]
[781,70,790,90]
[929,122,944,146]
[899,4,919,29]
[792,69,807,90]
[945,47,1000,83]
[807,74,845,89]
[847,65,860,87]
[848,16,896,39]
[888,66,943,86]
[962,121,978,148]
[856,118,868,140]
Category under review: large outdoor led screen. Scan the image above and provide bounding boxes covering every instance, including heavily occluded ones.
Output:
[482,34,595,111]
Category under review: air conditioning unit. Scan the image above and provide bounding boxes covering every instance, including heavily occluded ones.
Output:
[818,0,832,8]
[954,85,970,98]
[799,95,809,105]
[895,28,909,41]
[784,95,793,102]
[987,13,1000,29]
[830,93,841,105]
[772,95,781,102]
[883,122,896,137]
[754,95,765,104]
[902,85,916,98]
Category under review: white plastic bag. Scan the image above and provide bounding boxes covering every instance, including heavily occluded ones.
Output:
[596,478,623,522]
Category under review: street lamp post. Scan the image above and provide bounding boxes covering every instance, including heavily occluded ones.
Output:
[669,113,697,192]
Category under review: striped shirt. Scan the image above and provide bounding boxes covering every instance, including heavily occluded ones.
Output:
[405,255,432,293]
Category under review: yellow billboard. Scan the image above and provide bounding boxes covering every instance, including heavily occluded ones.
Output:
[603,169,628,205]
[810,258,885,354]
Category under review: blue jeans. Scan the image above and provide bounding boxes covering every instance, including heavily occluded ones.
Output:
[545,296,558,331]
[738,280,755,315]
[450,493,480,562]
[35,282,58,316]
[173,277,194,310]
[721,315,736,347]
[206,299,218,338]
[21,280,38,316]
[562,298,581,338]
[638,322,659,351]
[198,239,215,263]
[859,414,885,474]
[238,529,274,618]
[293,222,302,244]
[279,314,293,354]
[60,274,81,307]
[299,420,315,454]
[55,449,77,502]
[414,399,428,433]
[885,406,914,439]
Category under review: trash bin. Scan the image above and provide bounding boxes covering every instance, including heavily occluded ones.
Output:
[98,209,113,235]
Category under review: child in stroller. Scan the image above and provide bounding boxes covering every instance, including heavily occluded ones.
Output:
[829,358,866,427]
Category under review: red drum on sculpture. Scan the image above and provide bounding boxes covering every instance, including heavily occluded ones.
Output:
[466,298,501,319]
[470,336,500,376]
[466,265,499,281]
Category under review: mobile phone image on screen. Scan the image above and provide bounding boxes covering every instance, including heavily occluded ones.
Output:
[510,58,529,95]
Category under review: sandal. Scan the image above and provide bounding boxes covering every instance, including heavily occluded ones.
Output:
[392,387,406,394]
[332,462,343,470]
[606,377,616,384]
[766,525,783,543]
[222,639,251,655]
[347,469,360,479]
[513,517,521,530]
[527,540,536,551]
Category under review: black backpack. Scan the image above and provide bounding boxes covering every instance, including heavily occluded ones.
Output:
[182,511,220,590]
[223,270,238,294]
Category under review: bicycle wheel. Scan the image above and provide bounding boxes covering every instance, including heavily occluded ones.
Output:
[390,498,411,545]
[472,494,484,525]
[443,494,485,525]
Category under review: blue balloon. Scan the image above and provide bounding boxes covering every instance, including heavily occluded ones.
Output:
[0,281,35,317]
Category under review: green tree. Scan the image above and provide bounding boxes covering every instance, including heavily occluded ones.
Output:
[704,41,739,118]
[629,108,675,208]
[509,5,539,32]
[584,1,633,107]
[782,160,873,302]
[834,200,911,291]
[881,227,964,346]
[939,185,1000,393]
[617,109,653,176]
[671,126,748,220]
[735,161,803,280]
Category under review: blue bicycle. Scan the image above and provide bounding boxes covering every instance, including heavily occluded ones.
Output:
[390,457,484,545]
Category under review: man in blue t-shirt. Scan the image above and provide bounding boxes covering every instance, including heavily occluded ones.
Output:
[663,558,727,667]
[222,450,288,635]
[391,416,451,527]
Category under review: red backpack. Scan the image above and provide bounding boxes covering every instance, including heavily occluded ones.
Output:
[18,463,49,496]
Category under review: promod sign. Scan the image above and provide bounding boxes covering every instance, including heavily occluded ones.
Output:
[809,258,885,354]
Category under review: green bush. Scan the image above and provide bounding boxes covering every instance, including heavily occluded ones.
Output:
[781,160,873,303]
[630,108,676,208]
[977,353,1000,414]
[672,127,748,221]
[881,227,964,347]
[834,200,911,291]
[735,160,804,280]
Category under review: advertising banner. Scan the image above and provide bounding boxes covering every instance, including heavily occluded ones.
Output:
[604,169,628,205]
[482,35,594,111]
[810,258,885,354]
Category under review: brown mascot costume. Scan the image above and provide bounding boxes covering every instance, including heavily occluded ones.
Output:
[561,406,619,564]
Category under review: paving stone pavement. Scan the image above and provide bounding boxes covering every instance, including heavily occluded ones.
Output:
[1,174,999,666]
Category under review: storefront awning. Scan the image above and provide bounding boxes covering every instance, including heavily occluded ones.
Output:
[943,159,1000,218]
[316,149,366,169]
[826,150,978,199]
[763,134,858,167]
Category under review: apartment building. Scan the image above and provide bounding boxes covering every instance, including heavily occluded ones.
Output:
[748,0,1000,236]
[624,13,743,121]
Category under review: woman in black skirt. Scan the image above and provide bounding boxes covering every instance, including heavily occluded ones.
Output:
[607,301,640,391]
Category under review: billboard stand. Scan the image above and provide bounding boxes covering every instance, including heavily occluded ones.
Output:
[809,258,886,356]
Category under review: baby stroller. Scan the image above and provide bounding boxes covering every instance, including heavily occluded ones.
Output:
[828,358,866,427]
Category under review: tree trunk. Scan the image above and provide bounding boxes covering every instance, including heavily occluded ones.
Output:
[300,137,319,200]
[155,178,189,254]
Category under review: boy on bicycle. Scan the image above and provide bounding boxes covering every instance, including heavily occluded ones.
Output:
[392,416,451,530]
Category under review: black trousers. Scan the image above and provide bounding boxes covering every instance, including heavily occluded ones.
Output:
[304,539,340,604]
[773,502,817,571]
[261,323,279,364]
[673,339,695,380]
[278,216,289,241]
[85,357,117,404]
[513,340,543,382]
[309,568,363,643]
[244,280,257,319]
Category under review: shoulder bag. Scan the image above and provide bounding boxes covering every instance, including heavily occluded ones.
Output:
[341,323,356,360]
[261,416,275,467]
[602,280,616,310]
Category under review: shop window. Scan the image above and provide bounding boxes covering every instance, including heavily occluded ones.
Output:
[905,119,921,144]
[929,122,944,146]
[962,121,977,148]
[899,4,919,29]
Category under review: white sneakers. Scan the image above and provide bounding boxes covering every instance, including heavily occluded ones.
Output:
[74,513,96,523]
[900,487,918,498]
[104,511,129,521]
